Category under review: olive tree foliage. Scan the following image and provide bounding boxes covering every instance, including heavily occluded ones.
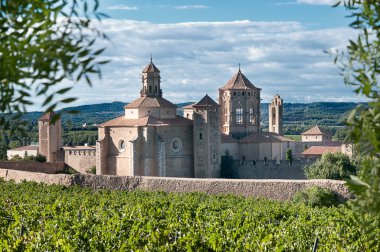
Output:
[0,0,109,131]
[304,153,357,180]
[333,0,380,248]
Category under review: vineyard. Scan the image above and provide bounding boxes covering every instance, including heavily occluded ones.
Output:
[0,180,376,251]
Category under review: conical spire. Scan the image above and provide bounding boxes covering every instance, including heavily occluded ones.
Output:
[143,56,160,73]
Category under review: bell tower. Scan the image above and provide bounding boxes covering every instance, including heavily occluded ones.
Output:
[140,57,162,97]
[268,94,283,135]
[219,67,261,139]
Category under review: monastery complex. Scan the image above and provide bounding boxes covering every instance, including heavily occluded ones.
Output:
[7,60,352,178]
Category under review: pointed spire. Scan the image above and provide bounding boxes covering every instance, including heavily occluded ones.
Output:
[142,57,160,73]
[238,63,241,72]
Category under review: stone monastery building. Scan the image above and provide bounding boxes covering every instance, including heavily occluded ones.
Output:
[95,59,294,177]
[9,59,296,178]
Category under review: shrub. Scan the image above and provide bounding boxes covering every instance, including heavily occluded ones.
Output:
[10,155,23,161]
[25,154,47,163]
[304,153,357,180]
[87,166,96,174]
[292,186,339,207]
[220,150,237,178]
[35,154,47,163]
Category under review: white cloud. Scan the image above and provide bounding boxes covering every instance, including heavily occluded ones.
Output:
[31,18,363,111]
[297,0,338,5]
[107,5,138,11]
[174,5,209,10]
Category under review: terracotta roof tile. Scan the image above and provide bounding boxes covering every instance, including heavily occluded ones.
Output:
[301,125,331,136]
[142,61,160,73]
[240,132,294,143]
[221,133,238,143]
[39,112,56,122]
[183,103,196,109]
[194,94,219,107]
[98,115,192,127]
[302,146,341,156]
[8,145,39,151]
[62,146,96,151]
[219,69,259,91]
[124,96,177,109]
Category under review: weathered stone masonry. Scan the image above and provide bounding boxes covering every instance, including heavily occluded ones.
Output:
[0,168,351,202]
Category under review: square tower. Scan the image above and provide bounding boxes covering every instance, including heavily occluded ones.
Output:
[268,94,283,135]
[193,95,221,178]
[38,112,62,162]
[219,68,261,139]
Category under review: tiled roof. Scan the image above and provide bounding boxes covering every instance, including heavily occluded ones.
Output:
[62,146,96,151]
[183,103,195,109]
[301,125,331,136]
[302,146,341,156]
[221,133,238,143]
[219,69,259,91]
[8,145,39,151]
[98,115,193,127]
[240,132,294,143]
[39,112,56,122]
[124,96,177,109]
[142,61,160,73]
[194,94,219,107]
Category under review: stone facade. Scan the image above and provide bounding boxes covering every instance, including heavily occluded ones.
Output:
[63,146,96,173]
[219,69,261,139]
[97,60,195,177]
[95,62,295,178]
[193,95,221,178]
[38,112,62,162]
[8,61,297,178]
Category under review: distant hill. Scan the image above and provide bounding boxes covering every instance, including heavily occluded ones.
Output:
[19,101,359,134]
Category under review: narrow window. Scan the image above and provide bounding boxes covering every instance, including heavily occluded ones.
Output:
[199,133,203,140]
[249,107,255,123]
[155,86,158,94]
[149,86,152,93]
[235,103,243,124]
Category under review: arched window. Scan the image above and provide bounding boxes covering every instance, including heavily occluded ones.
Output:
[235,103,243,124]
[249,107,255,123]
[271,107,276,125]
[119,139,126,151]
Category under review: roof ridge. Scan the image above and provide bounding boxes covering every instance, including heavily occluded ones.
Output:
[219,69,258,91]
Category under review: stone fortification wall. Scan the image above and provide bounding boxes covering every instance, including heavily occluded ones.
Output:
[237,159,315,179]
[0,168,350,201]
[238,162,306,179]
[0,161,65,174]
[64,150,96,174]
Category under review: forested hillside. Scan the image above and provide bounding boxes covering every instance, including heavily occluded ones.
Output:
[0,101,359,159]
[20,101,358,131]
[261,102,359,135]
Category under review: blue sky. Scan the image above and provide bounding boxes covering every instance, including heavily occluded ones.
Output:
[43,0,365,110]
[100,0,348,28]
